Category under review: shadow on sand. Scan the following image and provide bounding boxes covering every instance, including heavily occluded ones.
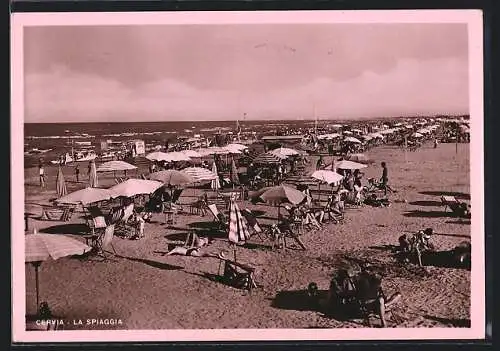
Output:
[39,223,90,235]
[408,200,443,207]
[402,210,452,218]
[115,255,184,270]
[419,191,470,200]
[423,315,471,327]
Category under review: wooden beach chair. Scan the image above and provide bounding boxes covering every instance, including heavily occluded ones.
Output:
[441,196,471,219]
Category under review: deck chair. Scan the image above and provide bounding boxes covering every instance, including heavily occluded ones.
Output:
[274,222,307,251]
[207,204,228,231]
[40,205,75,222]
[441,196,470,219]
[241,209,265,241]
[218,257,258,292]
[97,224,117,259]
[115,203,136,238]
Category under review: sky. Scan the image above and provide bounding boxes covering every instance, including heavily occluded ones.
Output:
[24,23,469,123]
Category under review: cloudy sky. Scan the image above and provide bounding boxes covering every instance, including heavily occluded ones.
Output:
[24,23,469,123]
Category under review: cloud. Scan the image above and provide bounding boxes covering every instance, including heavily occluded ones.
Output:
[24,57,468,123]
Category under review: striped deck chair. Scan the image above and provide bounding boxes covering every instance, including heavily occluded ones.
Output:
[207,204,228,231]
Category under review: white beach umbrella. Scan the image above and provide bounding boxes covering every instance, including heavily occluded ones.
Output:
[211,162,220,191]
[327,160,368,170]
[270,147,299,157]
[344,136,362,144]
[411,132,424,138]
[109,179,163,198]
[145,151,170,162]
[97,160,137,172]
[311,170,344,185]
[55,187,113,205]
[181,150,203,158]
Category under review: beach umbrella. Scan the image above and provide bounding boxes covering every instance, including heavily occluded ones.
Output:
[89,161,98,188]
[345,153,372,164]
[228,198,251,244]
[25,233,92,312]
[259,185,306,222]
[259,185,306,206]
[109,179,163,198]
[97,160,137,172]
[411,132,424,138]
[311,170,344,185]
[181,150,202,158]
[370,133,385,139]
[230,158,240,185]
[344,136,362,144]
[253,152,284,164]
[343,131,353,135]
[145,151,171,162]
[211,162,220,191]
[326,160,368,171]
[270,147,299,158]
[55,166,67,198]
[149,170,195,187]
[55,187,113,205]
[226,143,248,152]
[166,151,191,162]
[182,167,218,182]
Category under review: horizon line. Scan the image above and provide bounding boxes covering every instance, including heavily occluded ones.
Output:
[24,113,469,124]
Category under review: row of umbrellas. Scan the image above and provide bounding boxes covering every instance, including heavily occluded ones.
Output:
[145,143,248,162]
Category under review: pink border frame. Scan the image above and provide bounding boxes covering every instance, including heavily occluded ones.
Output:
[11,10,485,343]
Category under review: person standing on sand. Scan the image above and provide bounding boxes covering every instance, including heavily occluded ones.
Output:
[39,164,46,188]
[75,165,80,182]
[87,161,92,179]
[380,162,389,196]
[434,138,439,149]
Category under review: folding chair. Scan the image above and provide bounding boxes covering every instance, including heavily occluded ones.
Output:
[441,195,460,212]
[218,257,258,292]
[98,224,117,260]
[207,204,228,230]
[241,209,265,241]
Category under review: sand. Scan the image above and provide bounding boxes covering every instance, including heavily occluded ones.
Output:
[23,142,471,329]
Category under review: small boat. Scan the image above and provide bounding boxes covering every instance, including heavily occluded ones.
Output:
[50,153,74,165]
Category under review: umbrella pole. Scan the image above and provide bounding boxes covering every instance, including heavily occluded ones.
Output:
[33,262,41,314]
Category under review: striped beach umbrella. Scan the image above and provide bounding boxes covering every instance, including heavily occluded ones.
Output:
[25,233,92,312]
[97,160,137,172]
[253,152,284,164]
[89,161,98,188]
[55,166,67,198]
[182,167,218,182]
[228,198,251,244]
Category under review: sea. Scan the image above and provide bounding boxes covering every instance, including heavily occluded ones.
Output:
[23,120,322,168]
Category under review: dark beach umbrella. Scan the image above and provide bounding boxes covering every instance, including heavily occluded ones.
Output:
[149,170,195,187]
[259,185,306,221]
[55,166,67,198]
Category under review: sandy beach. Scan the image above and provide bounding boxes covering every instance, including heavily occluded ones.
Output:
[23,140,471,330]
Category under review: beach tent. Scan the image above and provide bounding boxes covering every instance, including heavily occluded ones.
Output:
[55,166,67,198]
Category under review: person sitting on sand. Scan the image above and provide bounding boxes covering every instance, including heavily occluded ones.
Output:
[364,193,390,207]
[328,267,357,307]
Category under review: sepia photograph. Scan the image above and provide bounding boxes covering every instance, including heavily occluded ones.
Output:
[11,10,484,342]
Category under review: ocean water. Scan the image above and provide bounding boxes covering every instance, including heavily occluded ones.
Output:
[22,120,315,168]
